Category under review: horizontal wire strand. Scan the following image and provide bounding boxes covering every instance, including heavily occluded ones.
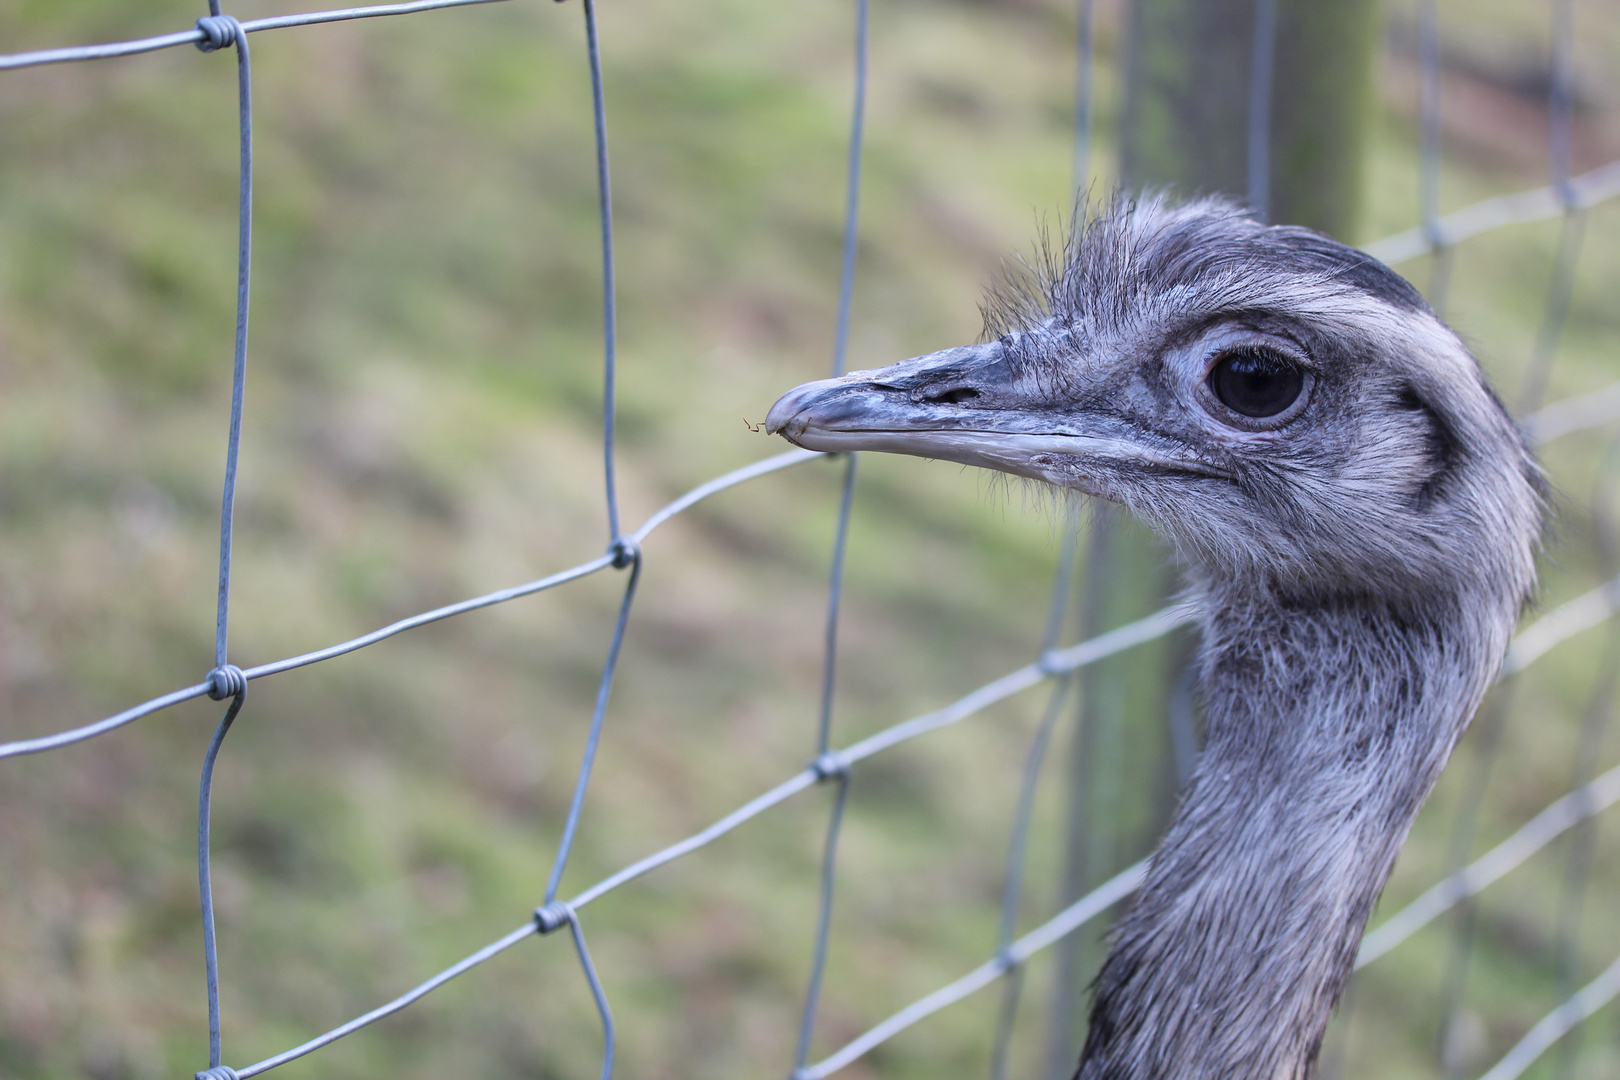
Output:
[7,128,1620,761]
[198,603,1181,1077]
[1365,158,1620,266]
[0,450,827,761]
[232,922,541,1078]
[1355,761,1620,967]
[801,861,1147,1080]
[17,524,1618,1074]
[13,369,1620,764]
[211,569,1620,1078]
[7,8,1620,1078]
[1474,951,1620,1080]
[0,0,512,70]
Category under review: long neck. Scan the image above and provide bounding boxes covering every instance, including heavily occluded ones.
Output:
[1076,585,1505,1080]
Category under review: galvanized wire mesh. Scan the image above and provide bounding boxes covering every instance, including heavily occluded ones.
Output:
[3,3,1620,1079]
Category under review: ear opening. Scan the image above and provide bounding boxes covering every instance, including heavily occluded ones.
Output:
[1396,382,1461,513]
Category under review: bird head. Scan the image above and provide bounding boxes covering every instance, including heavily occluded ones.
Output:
[768,196,1541,609]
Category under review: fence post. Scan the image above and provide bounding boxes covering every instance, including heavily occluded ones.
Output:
[1044,5,1383,1077]
[1119,0,1382,239]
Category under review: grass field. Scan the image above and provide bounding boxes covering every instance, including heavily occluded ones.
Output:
[2,2,1619,1078]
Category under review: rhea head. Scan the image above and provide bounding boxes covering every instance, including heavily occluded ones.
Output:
[767,196,1538,614]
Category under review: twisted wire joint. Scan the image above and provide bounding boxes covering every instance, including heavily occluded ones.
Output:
[534,901,574,935]
[609,536,640,570]
[207,664,247,701]
[194,15,242,53]
[811,751,849,783]
[1422,218,1449,254]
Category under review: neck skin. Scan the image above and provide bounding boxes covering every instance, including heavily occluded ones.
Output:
[1075,581,1504,1080]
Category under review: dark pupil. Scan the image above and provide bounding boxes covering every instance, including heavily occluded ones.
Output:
[1210,349,1304,418]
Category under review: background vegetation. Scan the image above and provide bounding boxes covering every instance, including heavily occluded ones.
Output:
[1,1,1618,1078]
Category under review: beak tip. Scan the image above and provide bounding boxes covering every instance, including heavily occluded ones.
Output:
[763,398,792,437]
[766,380,832,439]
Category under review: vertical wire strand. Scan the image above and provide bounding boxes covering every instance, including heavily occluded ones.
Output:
[988,965,1028,1080]
[581,0,621,543]
[1245,0,1277,222]
[566,913,617,1080]
[1548,627,1620,1079]
[988,534,1079,1080]
[792,1,870,1071]
[542,0,635,913]
[1081,531,1124,872]
[816,456,858,756]
[792,772,851,1079]
[1435,683,1519,1079]
[1417,0,1452,311]
[1042,514,1118,1080]
[1041,532,1079,661]
[195,20,252,1074]
[990,680,1076,1080]
[1550,0,1576,207]
[1520,0,1581,415]
[1320,980,1358,1080]
[1418,0,1442,228]
[831,0,869,381]
[1071,0,1096,199]
[1543,11,1602,1074]
[212,19,252,671]
[198,690,246,1069]
[814,0,869,763]
[1043,9,1103,1069]
[544,552,642,905]
[1547,435,1620,1079]
[1164,661,1199,790]
[1439,6,1588,1058]
[1517,209,1586,412]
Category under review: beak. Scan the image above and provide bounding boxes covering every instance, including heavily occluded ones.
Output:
[766,342,1209,487]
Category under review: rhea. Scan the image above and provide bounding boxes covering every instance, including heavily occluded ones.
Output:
[766,197,1540,1079]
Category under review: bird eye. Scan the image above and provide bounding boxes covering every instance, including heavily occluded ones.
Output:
[1208,348,1305,419]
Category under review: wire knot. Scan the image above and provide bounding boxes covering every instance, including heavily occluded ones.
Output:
[1421,218,1449,254]
[1036,649,1066,678]
[1556,179,1580,213]
[608,536,640,570]
[195,1068,240,1080]
[534,901,574,934]
[811,751,848,783]
[194,14,242,52]
[207,664,247,701]
[995,946,1020,974]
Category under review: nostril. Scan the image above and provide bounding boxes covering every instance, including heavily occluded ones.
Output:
[927,386,981,405]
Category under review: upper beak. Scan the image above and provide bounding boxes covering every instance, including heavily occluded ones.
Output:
[767,341,1015,445]
[767,341,1202,487]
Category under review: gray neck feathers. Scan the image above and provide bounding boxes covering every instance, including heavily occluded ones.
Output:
[1076,579,1509,1080]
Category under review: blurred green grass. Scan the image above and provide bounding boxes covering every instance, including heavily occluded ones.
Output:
[1,2,1619,1079]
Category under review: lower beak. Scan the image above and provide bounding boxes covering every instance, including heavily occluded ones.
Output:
[765,343,1059,477]
[765,343,1220,487]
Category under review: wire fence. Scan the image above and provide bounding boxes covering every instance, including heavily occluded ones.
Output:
[3,2,1620,1079]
